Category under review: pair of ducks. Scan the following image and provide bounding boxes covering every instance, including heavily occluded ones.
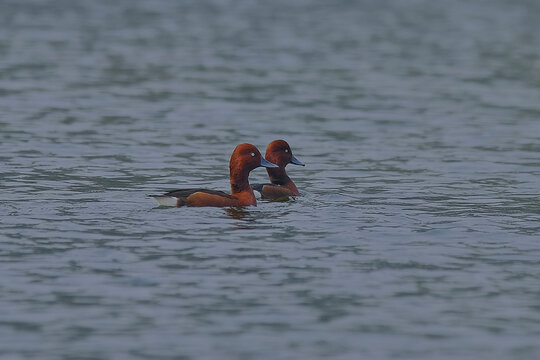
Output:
[152,140,304,207]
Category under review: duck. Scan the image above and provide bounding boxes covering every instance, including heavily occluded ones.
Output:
[251,140,305,200]
[151,143,278,207]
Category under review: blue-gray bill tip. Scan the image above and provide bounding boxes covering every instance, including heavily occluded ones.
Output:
[260,158,279,168]
[290,155,305,166]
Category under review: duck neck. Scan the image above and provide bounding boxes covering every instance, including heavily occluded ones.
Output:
[267,166,291,186]
[267,167,299,195]
[230,168,256,206]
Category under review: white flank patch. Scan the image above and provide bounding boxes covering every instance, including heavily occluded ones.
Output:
[153,196,178,207]
[253,189,262,199]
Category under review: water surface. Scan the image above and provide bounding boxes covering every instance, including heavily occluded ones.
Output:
[1,0,540,359]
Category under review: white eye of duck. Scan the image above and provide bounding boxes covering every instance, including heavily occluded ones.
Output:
[285,149,289,153]
[251,152,255,157]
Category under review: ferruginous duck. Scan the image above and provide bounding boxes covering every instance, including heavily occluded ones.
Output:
[251,140,304,200]
[151,143,278,207]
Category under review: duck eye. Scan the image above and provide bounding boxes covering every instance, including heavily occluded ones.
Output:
[285,149,289,153]
[250,152,255,157]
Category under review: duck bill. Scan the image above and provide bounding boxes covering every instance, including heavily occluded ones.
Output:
[260,158,279,168]
[290,155,305,166]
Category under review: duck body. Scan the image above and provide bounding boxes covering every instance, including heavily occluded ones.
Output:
[251,140,304,200]
[152,188,239,207]
[151,143,277,207]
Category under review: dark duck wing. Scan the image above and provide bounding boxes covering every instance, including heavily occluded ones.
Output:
[162,188,233,198]
[150,188,235,207]
[250,183,266,193]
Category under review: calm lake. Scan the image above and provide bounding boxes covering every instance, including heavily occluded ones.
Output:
[1,0,540,359]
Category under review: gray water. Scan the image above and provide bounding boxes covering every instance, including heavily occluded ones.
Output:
[1,0,540,359]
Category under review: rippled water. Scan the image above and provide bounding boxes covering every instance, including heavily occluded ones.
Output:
[1,0,540,359]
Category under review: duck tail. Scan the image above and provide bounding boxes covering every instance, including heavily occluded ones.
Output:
[149,195,181,207]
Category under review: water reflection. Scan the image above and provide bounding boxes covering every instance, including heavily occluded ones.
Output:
[225,207,253,220]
